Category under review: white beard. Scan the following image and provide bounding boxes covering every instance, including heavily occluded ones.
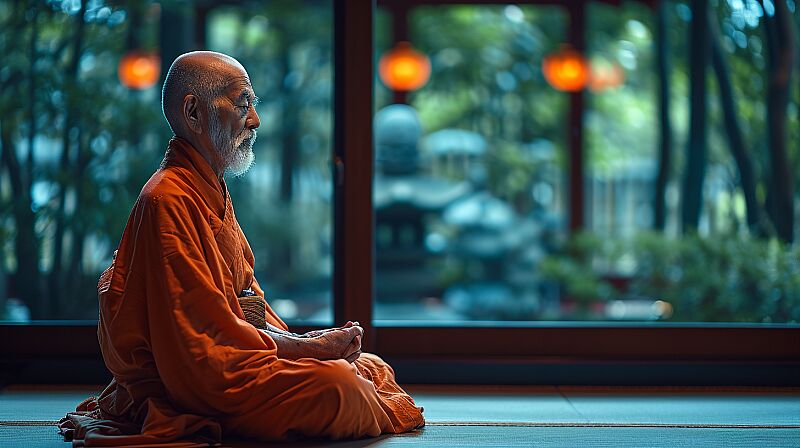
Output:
[209,109,256,177]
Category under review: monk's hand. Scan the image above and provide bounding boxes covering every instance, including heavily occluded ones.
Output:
[301,321,360,339]
[265,323,362,361]
[342,334,362,363]
[334,321,362,362]
[310,324,363,363]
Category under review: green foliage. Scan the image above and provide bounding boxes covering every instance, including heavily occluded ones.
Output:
[586,2,660,173]
[539,233,618,307]
[1,0,798,323]
[0,0,165,317]
[393,5,569,145]
[540,231,800,323]
[0,0,335,318]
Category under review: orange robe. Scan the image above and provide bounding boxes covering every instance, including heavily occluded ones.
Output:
[59,138,424,446]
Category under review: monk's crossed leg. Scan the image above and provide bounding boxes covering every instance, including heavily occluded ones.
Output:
[223,359,394,441]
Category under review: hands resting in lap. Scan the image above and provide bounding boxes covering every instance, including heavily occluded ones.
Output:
[262,321,364,363]
[302,321,364,363]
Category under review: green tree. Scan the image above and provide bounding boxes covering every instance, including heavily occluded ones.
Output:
[654,0,673,231]
[763,0,795,243]
[682,0,710,232]
[0,0,164,318]
[708,3,762,234]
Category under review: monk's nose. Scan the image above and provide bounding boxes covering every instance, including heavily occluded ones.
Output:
[248,107,261,130]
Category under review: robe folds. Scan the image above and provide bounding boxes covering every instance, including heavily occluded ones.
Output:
[59,138,424,446]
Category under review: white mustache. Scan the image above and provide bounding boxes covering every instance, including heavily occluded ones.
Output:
[237,129,257,148]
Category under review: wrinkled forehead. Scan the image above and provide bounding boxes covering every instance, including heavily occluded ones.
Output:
[213,62,255,99]
[221,76,256,101]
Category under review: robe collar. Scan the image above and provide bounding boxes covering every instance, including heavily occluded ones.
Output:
[161,137,228,219]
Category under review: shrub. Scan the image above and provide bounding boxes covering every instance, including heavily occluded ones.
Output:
[539,232,800,323]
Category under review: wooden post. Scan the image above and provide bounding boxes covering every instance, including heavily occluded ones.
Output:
[567,1,585,232]
[390,3,409,104]
[334,0,375,348]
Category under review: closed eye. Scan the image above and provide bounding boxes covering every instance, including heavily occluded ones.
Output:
[238,97,259,110]
[235,95,259,115]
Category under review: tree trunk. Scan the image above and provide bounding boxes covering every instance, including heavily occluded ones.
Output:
[158,2,196,90]
[763,0,795,243]
[708,7,762,234]
[64,131,89,309]
[278,37,298,204]
[0,1,44,318]
[26,1,38,194]
[0,121,43,318]
[681,0,709,232]
[276,25,299,275]
[653,0,672,231]
[49,0,86,316]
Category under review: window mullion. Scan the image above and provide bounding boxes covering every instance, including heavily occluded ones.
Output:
[333,0,376,349]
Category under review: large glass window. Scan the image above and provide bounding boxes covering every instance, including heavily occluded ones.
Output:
[0,0,796,384]
[373,5,569,321]
[0,0,333,324]
[373,1,800,324]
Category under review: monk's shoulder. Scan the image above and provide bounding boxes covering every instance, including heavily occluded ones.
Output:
[137,168,207,217]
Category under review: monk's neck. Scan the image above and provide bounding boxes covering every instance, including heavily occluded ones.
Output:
[181,135,226,181]
[175,135,227,191]
[198,147,228,198]
[201,151,227,186]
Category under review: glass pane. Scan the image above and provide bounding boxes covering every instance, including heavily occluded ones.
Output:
[373,2,800,324]
[373,5,569,321]
[0,0,333,324]
[573,0,799,324]
[585,2,659,239]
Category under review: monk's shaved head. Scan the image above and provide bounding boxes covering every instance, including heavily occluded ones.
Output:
[161,51,248,135]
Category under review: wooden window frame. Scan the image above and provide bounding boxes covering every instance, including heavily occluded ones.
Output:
[332,0,800,385]
[1,0,798,386]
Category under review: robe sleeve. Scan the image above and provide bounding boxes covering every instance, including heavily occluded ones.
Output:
[134,192,279,415]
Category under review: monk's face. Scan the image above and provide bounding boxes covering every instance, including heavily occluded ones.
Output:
[207,67,261,177]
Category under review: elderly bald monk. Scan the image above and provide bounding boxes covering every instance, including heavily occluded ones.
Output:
[59,51,424,446]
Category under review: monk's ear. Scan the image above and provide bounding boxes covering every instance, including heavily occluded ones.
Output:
[183,94,203,134]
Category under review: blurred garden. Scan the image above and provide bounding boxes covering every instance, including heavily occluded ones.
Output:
[0,0,335,321]
[371,0,800,323]
[0,0,798,324]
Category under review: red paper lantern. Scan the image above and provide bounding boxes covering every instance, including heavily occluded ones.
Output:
[118,51,160,90]
[379,42,431,92]
[542,46,589,92]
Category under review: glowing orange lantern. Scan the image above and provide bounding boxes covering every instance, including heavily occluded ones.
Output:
[379,42,431,92]
[542,46,589,92]
[118,51,160,90]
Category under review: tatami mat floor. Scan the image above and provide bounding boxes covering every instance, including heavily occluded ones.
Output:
[2,385,799,447]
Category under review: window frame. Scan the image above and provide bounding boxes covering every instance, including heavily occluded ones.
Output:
[338,0,800,383]
[1,0,798,386]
